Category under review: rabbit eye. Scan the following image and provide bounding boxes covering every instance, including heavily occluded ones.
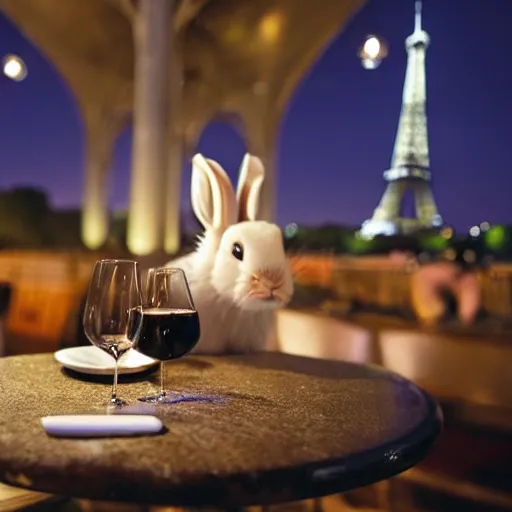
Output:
[232,242,244,261]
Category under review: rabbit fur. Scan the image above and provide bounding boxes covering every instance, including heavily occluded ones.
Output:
[165,153,294,354]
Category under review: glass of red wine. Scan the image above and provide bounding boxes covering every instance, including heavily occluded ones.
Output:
[136,267,200,403]
[83,259,144,406]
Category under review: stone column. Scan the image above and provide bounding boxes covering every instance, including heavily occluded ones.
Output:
[81,112,118,250]
[127,0,172,256]
[164,133,183,254]
[164,41,184,255]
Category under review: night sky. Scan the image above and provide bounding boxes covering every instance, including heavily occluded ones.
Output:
[0,0,511,233]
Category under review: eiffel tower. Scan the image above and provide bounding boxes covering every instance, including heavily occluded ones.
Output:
[361,0,442,238]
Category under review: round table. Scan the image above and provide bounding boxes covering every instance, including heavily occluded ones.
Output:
[0,352,442,507]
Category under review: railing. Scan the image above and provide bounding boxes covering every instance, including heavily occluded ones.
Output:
[289,253,512,320]
[0,250,511,353]
[0,251,110,352]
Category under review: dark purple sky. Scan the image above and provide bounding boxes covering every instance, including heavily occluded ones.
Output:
[0,0,511,232]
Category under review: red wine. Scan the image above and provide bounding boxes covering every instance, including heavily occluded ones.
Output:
[135,308,200,361]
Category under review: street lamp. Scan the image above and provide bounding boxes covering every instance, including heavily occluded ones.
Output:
[2,54,27,82]
[358,35,388,70]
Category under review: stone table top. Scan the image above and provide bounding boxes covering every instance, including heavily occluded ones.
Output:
[0,352,442,507]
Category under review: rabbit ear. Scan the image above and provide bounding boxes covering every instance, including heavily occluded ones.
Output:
[236,153,265,222]
[191,154,237,231]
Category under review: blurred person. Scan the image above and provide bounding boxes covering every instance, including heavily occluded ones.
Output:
[411,260,481,326]
[410,242,488,326]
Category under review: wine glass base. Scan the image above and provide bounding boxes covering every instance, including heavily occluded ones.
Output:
[108,397,128,407]
[138,392,167,404]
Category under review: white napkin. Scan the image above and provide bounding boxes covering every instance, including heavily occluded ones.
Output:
[41,414,164,438]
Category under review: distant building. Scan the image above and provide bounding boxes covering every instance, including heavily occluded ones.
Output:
[361,0,442,238]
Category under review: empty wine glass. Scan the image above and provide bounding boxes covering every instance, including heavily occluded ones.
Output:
[136,267,200,403]
[83,259,143,406]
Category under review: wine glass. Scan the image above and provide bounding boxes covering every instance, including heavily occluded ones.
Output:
[136,267,200,403]
[83,259,143,406]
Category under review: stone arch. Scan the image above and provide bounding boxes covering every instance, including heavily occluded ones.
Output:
[193,114,247,183]
[175,114,247,240]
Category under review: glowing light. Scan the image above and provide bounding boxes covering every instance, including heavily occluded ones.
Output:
[82,213,109,250]
[463,250,476,264]
[420,234,448,251]
[346,233,374,253]
[127,235,158,256]
[484,224,508,251]
[358,35,388,70]
[469,226,480,237]
[443,248,456,261]
[259,12,282,43]
[480,221,490,231]
[284,223,299,239]
[363,37,381,59]
[359,231,374,241]
[2,54,27,81]
[440,226,454,239]
[361,58,380,70]
[360,219,397,238]
[431,214,443,227]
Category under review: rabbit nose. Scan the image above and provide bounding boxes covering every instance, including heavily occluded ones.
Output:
[253,269,285,289]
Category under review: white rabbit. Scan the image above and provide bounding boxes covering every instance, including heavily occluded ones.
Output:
[165,153,294,354]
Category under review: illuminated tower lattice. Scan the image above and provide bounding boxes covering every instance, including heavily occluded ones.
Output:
[361,0,442,237]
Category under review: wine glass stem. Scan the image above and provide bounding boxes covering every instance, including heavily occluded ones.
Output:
[159,362,166,396]
[111,359,119,402]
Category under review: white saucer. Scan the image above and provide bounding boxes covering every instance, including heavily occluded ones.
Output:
[54,346,158,376]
